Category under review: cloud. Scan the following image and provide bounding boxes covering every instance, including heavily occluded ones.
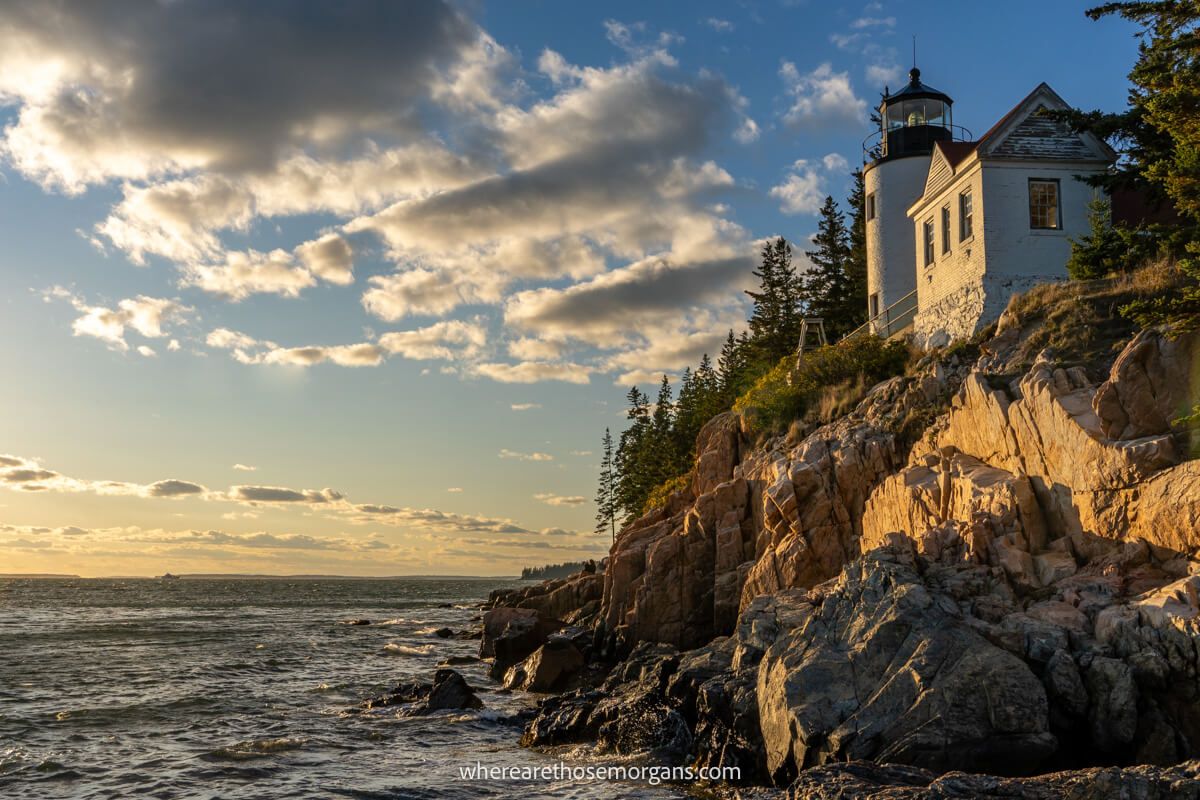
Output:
[533,492,588,507]
[498,449,554,462]
[446,487,463,493]
[703,18,735,32]
[232,464,257,472]
[295,233,354,286]
[474,361,591,385]
[851,16,896,29]
[0,522,392,553]
[0,1,486,191]
[45,288,190,351]
[865,62,903,88]
[0,454,209,499]
[230,486,344,505]
[779,61,867,130]
[146,480,206,498]
[7,5,764,390]
[769,154,850,215]
[205,320,483,369]
[181,249,316,300]
[378,320,486,361]
[344,49,750,326]
[510,403,542,411]
[504,251,754,344]
[344,504,529,533]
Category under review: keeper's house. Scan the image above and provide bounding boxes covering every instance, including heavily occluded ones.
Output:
[862,69,1116,347]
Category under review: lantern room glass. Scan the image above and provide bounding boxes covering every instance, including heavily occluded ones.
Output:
[884,98,951,131]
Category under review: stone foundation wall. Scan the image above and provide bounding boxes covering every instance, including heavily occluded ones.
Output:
[914,273,1064,348]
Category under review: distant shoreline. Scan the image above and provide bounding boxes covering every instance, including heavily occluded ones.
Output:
[0,573,523,581]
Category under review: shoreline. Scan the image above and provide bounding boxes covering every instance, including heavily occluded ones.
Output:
[476,311,1200,798]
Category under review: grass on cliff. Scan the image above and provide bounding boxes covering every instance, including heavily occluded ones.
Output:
[1003,259,1182,375]
[640,473,691,517]
[733,335,910,438]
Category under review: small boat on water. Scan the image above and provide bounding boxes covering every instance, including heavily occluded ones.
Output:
[158,572,181,581]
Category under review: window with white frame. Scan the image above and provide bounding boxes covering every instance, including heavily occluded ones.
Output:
[940,205,951,255]
[959,190,973,241]
[1029,179,1060,229]
[923,219,935,267]
[866,192,876,221]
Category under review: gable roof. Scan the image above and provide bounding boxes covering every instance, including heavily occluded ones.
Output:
[976,82,1116,162]
[936,140,976,169]
[908,82,1117,218]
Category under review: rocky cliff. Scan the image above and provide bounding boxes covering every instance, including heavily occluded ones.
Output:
[489,292,1200,796]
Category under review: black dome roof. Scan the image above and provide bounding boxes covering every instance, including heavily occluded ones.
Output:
[883,68,953,105]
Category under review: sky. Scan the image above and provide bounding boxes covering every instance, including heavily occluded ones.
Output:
[0,0,1139,577]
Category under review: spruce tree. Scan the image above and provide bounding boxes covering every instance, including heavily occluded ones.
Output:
[805,195,856,340]
[1086,1,1200,330]
[745,237,803,365]
[649,375,677,481]
[594,428,617,542]
[614,386,652,522]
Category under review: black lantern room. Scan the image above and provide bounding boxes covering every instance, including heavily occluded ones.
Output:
[876,67,955,160]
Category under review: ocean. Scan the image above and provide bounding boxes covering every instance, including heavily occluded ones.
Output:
[0,578,692,799]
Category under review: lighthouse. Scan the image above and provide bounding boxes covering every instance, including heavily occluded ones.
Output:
[862,67,962,333]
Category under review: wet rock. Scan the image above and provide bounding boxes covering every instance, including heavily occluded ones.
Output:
[343,619,371,626]
[362,680,431,709]
[480,607,563,679]
[432,627,453,638]
[425,669,483,711]
[437,655,479,667]
[503,638,584,692]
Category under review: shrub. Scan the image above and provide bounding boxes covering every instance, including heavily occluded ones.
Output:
[641,473,692,516]
[733,335,908,435]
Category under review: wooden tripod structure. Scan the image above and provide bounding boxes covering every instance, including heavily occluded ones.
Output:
[795,318,828,365]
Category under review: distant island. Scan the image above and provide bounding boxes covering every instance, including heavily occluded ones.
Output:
[519,561,588,581]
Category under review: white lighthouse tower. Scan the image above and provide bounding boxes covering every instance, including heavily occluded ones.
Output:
[863,67,963,334]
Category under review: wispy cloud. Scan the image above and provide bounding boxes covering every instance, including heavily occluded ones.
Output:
[498,449,554,462]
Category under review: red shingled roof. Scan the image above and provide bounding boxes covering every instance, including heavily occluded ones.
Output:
[935,140,977,168]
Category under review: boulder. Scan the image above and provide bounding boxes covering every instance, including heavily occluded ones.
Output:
[479,607,563,679]
[425,669,483,711]
[757,549,1055,783]
[1093,328,1199,441]
[503,637,584,692]
[362,680,431,710]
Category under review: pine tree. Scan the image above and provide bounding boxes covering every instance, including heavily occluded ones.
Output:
[594,428,617,542]
[745,237,803,365]
[805,195,857,340]
[614,386,652,522]
[649,375,678,480]
[1086,1,1200,331]
[673,367,699,460]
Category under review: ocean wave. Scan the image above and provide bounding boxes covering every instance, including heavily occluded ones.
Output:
[206,736,308,761]
[381,643,435,656]
[374,617,407,626]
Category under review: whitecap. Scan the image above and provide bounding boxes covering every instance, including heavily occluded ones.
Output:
[208,736,308,761]
[382,643,435,656]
